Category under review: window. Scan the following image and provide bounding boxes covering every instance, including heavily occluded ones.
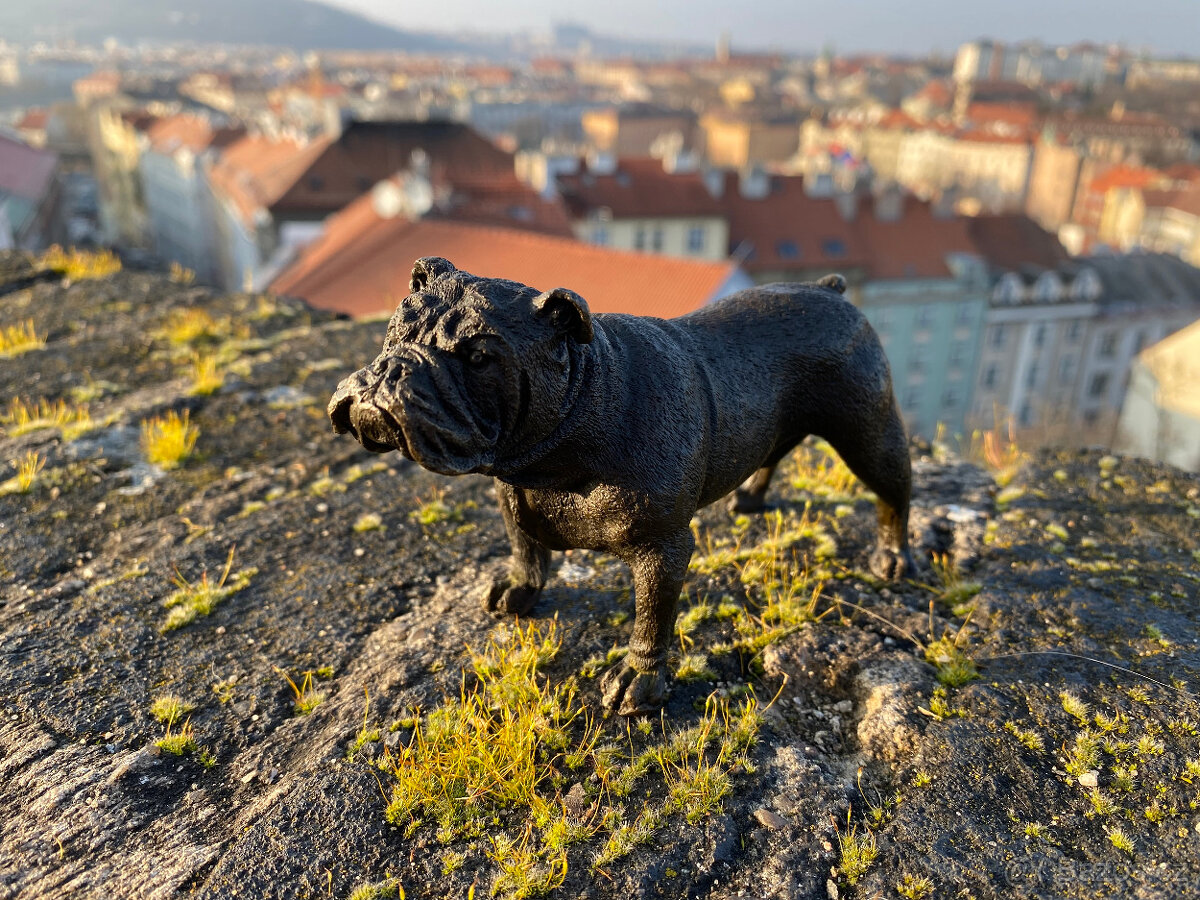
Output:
[1059,356,1075,383]
[982,364,998,389]
[949,341,966,367]
[1089,372,1110,398]
[633,227,646,251]
[915,304,934,329]
[821,237,846,257]
[591,226,609,245]
[650,227,664,252]
[989,324,1006,349]
[1019,402,1034,427]
[1098,332,1118,358]
[687,226,706,254]
[1133,330,1151,354]
[956,302,973,326]
[1033,323,1048,347]
[1025,363,1040,389]
[942,387,961,408]
[904,387,921,410]
[776,239,798,259]
[909,346,926,374]
[1066,321,1083,342]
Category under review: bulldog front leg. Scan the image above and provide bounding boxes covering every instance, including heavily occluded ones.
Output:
[482,480,552,616]
[600,529,694,716]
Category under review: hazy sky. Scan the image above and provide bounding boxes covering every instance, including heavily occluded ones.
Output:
[325,0,1199,56]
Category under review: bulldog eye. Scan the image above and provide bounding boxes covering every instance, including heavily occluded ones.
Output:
[466,347,489,367]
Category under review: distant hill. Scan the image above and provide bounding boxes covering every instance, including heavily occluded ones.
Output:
[0,0,468,52]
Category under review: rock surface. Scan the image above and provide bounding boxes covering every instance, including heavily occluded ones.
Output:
[1,256,1198,899]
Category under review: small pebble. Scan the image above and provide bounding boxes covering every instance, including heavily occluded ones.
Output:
[754,809,789,830]
[1078,770,1099,788]
[240,771,257,784]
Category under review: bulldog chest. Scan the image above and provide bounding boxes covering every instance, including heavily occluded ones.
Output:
[510,483,651,552]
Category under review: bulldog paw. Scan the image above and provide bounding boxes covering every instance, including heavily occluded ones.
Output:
[480,576,540,616]
[728,489,766,514]
[869,545,917,581]
[599,659,668,716]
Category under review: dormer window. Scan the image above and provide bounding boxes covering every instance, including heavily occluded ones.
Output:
[1033,272,1062,303]
[993,272,1023,305]
[1070,267,1102,301]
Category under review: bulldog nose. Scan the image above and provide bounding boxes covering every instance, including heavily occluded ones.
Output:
[328,381,357,435]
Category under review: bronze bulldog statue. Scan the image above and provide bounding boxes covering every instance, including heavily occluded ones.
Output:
[329,257,914,715]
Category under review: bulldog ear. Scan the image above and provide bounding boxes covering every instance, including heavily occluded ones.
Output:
[534,287,593,344]
[817,272,847,294]
[409,257,456,293]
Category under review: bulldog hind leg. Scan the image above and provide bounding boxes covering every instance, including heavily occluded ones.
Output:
[825,405,915,580]
[482,481,552,617]
[729,463,777,513]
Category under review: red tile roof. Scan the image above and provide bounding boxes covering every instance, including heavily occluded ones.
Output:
[1086,164,1165,194]
[1143,184,1200,218]
[144,115,243,155]
[427,171,575,237]
[270,201,740,320]
[269,120,514,218]
[206,134,333,227]
[966,214,1070,272]
[855,197,978,279]
[557,158,725,220]
[964,102,1038,128]
[719,173,869,273]
[16,109,48,131]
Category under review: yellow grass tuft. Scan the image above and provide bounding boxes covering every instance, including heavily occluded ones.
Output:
[38,245,122,280]
[188,352,224,395]
[141,410,199,469]
[3,397,92,438]
[0,319,44,357]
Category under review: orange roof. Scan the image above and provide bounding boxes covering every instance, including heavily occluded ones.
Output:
[206,134,333,227]
[912,79,953,106]
[955,128,1034,145]
[720,173,869,273]
[1143,184,1200,217]
[558,158,726,220]
[16,109,48,131]
[877,109,920,130]
[1163,163,1200,185]
[1087,164,1165,194]
[427,171,575,237]
[856,196,977,279]
[270,205,740,320]
[269,120,514,217]
[966,214,1069,272]
[965,102,1038,128]
[145,115,242,155]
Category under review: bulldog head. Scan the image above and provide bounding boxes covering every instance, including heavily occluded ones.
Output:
[328,257,593,476]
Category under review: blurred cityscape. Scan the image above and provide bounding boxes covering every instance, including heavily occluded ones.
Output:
[2,19,1199,468]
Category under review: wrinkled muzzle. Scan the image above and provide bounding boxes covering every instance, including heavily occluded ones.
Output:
[327,347,499,476]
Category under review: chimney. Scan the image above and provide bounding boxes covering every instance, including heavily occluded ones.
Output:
[702,167,725,199]
[739,165,770,200]
[835,189,857,222]
[874,183,903,222]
